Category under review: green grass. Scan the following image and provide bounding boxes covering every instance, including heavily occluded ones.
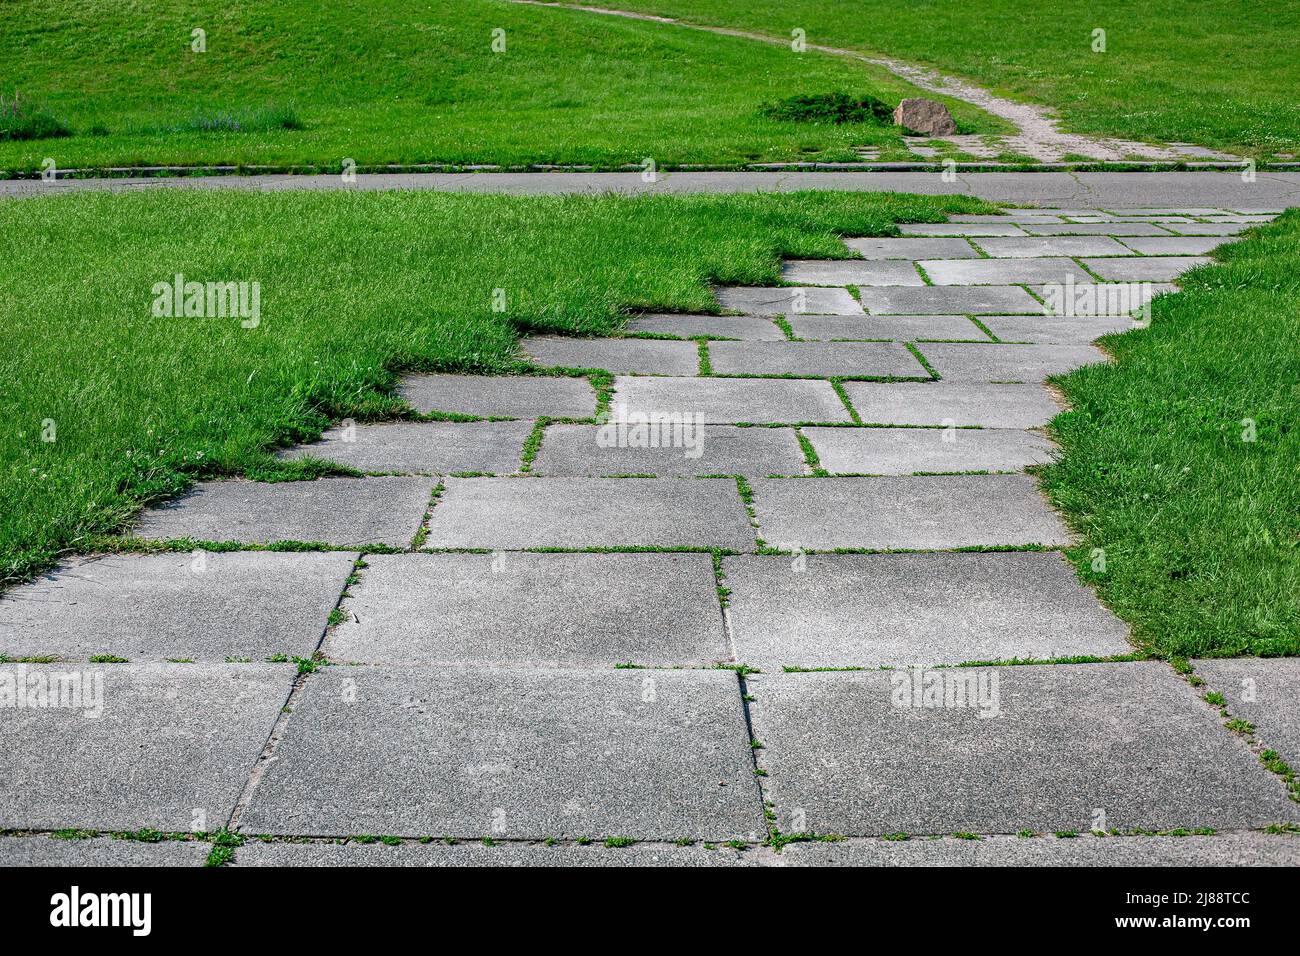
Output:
[599,0,1300,158]
[1039,213,1300,657]
[0,189,986,584]
[0,0,1002,173]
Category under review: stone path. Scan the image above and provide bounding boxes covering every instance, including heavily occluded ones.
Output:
[3,206,1298,867]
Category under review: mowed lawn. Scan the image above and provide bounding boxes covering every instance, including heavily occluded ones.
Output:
[0,0,1001,172]
[602,0,1300,158]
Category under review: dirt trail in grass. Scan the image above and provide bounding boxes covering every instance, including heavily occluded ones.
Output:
[508,0,1242,163]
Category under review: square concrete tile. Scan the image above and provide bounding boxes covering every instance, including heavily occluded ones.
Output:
[803,426,1055,475]
[725,552,1130,669]
[423,477,755,549]
[842,382,1060,427]
[133,477,435,548]
[898,223,1028,237]
[979,314,1137,344]
[780,260,924,286]
[0,835,211,867]
[1022,223,1175,236]
[708,341,927,378]
[1118,236,1229,256]
[917,343,1106,382]
[0,663,294,830]
[239,667,765,841]
[522,335,699,376]
[1033,281,1178,316]
[921,258,1094,286]
[715,286,862,315]
[328,552,728,666]
[975,236,1133,258]
[611,376,851,424]
[233,840,758,867]
[400,374,596,419]
[842,237,978,259]
[0,551,355,662]
[750,475,1071,550]
[857,286,1043,315]
[950,214,1065,224]
[791,314,988,342]
[281,420,533,474]
[533,423,806,476]
[1081,256,1211,281]
[1161,223,1248,236]
[1191,658,1300,771]
[626,313,784,340]
[748,663,1300,835]
[1119,208,1229,217]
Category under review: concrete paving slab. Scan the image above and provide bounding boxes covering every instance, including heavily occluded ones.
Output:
[1081,256,1211,281]
[898,223,1028,237]
[791,314,988,342]
[979,314,1136,344]
[1191,658,1300,770]
[950,214,1065,224]
[748,663,1300,835]
[233,840,758,867]
[776,833,1300,867]
[1032,282,1178,315]
[1161,222,1249,236]
[1117,236,1230,255]
[780,260,924,286]
[917,343,1105,382]
[239,667,765,841]
[533,423,805,476]
[327,552,727,666]
[974,236,1134,258]
[857,286,1043,315]
[522,335,699,376]
[0,836,210,867]
[750,475,1071,550]
[281,420,532,474]
[1119,208,1229,217]
[0,551,355,662]
[842,382,1060,427]
[0,663,294,831]
[1022,222,1175,236]
[716,286,862,315]
[724,552,1129,669]
[133,477,434,548]
[400,373,596,419]
[626,313,784,340]
[842,237,978,259]
[921,257,1094,286]
[423,477,754,549]
[611,376,851,424]
[803,426,1055,475]
[708,341,927,378]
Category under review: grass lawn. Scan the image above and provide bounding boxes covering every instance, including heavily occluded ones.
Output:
[0,189,989,584]
[0,0,1002,173]
[599,0,1300,158]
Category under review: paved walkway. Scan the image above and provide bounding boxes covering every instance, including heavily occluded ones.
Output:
[2,207,1297,866]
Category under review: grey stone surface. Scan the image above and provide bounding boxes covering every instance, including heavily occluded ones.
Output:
[708,341,927,378]
[1032,281,1178,315]
[522,335,699,376]
[716,286,862,315]
[1119,208,1229,216]
[0,836,210,867]
[898,223,1028,237]
[776,833,1300,867]
[951,214,1065,224]
[893,98,957,136]
[1081,256,1211,281]
[780,259,924,286]
[533,423,806,476]
[1022,222,1176,236]
[974,236,1133,258]
[842,237,978,259]
[842,381,1060,427]
[803,426,1055,475]
[917,343,1105,382]
[921,257,1094,286]
[281,420,532,474]
[1192,658,1300,770]
[979,314,1136,344]
[1118,236,1230,255]
[233,840,758,867]
[133,477,434,548]
[239,667,765,840]
[750,475,1072,550]
[327,552,728,666]
[423,477,754,549]
[857,285,1043,315]
[0,551,355,662]
[1161,222,1249,236]
[400,373,596,419]
[611,376,851,424]
[724,552,1129,669]
[0,664,293,830]
[626,313,784,340]
[748,663,1300,835]
[791,314,988,342]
